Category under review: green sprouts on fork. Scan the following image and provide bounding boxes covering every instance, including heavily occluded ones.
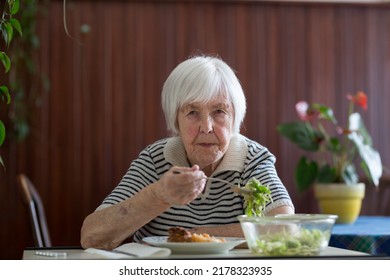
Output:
[241,178,272,217]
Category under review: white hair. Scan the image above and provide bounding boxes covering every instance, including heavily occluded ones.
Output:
[161,55,247,135]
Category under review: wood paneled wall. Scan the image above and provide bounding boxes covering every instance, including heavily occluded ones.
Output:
[1,0,390,259]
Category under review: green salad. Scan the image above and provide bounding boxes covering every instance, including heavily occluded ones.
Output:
[239,178,330,256]
[250,228,330,256]
[241,178,272,217]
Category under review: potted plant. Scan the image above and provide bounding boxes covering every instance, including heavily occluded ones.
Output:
[277,91,383,223]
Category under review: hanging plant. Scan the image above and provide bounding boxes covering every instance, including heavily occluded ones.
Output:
[0,0,49,168]
[1,0,22,167]
[8,0,50,142]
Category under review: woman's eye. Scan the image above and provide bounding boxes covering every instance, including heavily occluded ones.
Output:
[215,109,226,115]
[187,111,198,117]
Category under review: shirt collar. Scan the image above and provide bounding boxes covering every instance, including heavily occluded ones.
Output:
[164,134,248,174]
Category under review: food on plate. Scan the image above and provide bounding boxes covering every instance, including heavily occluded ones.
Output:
[167,226,226,243]
[191,233,226,243]
[167,226,192,242]
[240,178,272,217]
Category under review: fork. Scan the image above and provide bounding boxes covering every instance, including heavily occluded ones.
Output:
[172,171,253,195]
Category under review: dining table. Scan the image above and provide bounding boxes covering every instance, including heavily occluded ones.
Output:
[329,216,390,256]
[16,244,388,280]
[23,246,378,260]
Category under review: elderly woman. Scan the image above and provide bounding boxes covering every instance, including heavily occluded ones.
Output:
[80,55,294,249]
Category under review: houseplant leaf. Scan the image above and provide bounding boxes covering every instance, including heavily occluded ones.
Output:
[0,86,11,104]
[277,121,323,151]
[0,52,11,73]
[326,137,342,154]
[312,103,337,124]
[4,22,14,46]
[9,18,22,37]
[10,0,20,15]
[317,164,337,183]
[350,112,372,146]
[341,163,359,185]
[348,112,382,186]
[0,120,5,146]
[295,157,318,192]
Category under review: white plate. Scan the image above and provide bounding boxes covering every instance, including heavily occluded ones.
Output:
[142,236,246,254]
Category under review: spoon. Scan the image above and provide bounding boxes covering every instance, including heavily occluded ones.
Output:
[172,171,253,195]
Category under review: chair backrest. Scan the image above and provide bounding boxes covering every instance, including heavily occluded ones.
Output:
[17,174,52,247]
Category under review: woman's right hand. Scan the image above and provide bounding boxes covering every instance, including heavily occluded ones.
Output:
[151,165,206,205]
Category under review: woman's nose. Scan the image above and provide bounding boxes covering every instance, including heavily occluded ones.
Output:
[199,115,213,134]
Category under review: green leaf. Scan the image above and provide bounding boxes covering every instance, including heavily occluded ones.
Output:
[10,0,20,15]
[0,120,5,146]
[327,137,341,153]
[312,103,337,124]
[317,165,337,183]
[0,52,11,73]
[360,161,373,185]
[295,157,318,192]
[277,121,323,151]
[9,18,22,37]
[1,26,6,43]
[5,22,14,46]
[0,86,11,104]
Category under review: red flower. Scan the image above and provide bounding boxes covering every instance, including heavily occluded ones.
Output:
[295,101,319,121]
[347,91,367,110]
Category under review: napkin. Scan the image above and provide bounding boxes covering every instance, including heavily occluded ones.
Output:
[85,243,171,259]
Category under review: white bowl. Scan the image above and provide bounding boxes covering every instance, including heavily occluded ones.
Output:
[238,214,338,256]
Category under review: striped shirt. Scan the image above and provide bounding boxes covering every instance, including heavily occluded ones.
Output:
[97,134,294,243]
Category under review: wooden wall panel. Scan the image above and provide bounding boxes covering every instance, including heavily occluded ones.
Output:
[1,0,390,259]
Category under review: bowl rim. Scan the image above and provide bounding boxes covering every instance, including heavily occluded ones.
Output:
[238,213,338,222]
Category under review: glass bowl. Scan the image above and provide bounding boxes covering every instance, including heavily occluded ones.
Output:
[238,214,338,256]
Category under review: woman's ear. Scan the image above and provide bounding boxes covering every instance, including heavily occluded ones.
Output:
[174,117,180,135]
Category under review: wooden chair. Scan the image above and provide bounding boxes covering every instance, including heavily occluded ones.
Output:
[17,174,52,247]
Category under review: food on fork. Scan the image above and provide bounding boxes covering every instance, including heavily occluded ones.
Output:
[241,178,272,217]
[167,226,226,243]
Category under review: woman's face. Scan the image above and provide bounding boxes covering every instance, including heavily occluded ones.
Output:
[177,95,234,172]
